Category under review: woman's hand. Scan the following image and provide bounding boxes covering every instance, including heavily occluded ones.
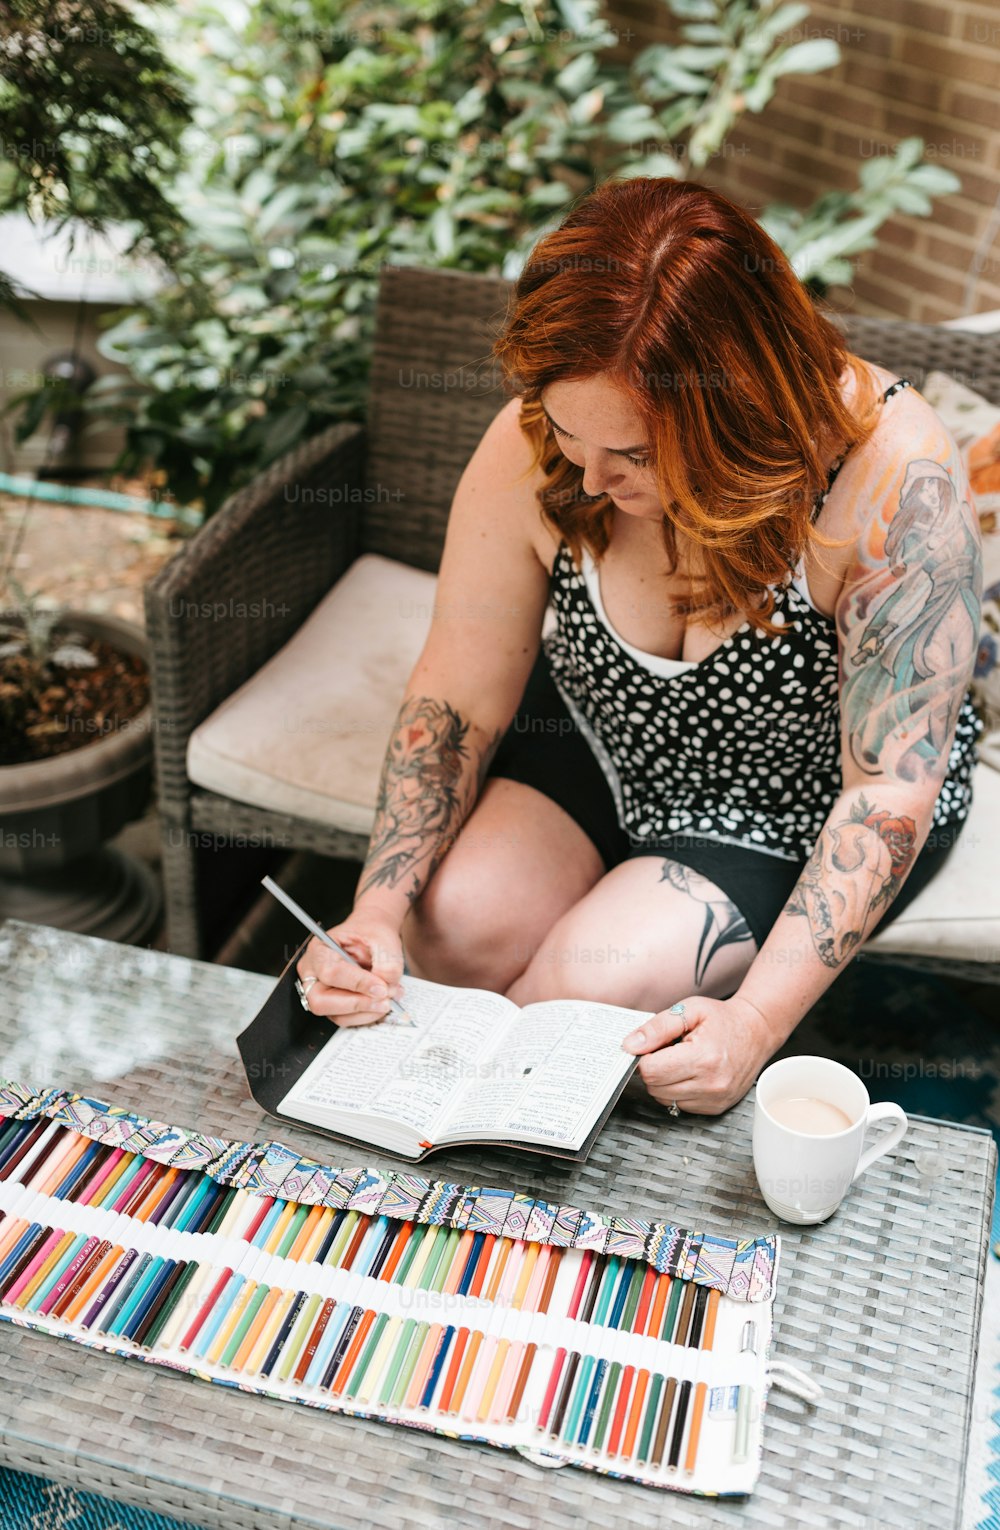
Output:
[295,906,406,1027]
[621,995,782,1116]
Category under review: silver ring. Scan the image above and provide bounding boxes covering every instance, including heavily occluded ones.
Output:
[301,974,319,995]
[294,977,316,1012]
[667,1101,681,1118]
[668,1003,686,1016]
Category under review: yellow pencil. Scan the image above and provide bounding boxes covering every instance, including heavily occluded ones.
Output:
[246,1288,296,1375]
[263,1200,297,1254]
[512,1242,540,1309]
[477,1337,510,1421]
[206,1277,258,1365]
[358,1315,401,1405]
[402,1225,439,1288]
[300,1208,335,1265]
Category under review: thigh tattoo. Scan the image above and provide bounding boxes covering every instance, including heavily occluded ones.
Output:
[658,861,753,986]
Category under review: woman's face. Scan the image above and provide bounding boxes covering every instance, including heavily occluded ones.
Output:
[539,375,663,519]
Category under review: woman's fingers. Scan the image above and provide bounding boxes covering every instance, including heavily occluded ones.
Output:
[621,1003,690,1056]
[295,926,406,1024]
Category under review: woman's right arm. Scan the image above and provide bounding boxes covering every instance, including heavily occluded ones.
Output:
[298,396,553,1019]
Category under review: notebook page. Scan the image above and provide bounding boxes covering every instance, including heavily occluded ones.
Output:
[438,998,650,1146]
[278,976,518,1136]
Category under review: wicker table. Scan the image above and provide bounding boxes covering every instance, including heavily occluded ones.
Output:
[0,918,993,1530]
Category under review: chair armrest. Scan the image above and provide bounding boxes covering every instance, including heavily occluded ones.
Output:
[145,420,365,815]
[836,315,1000,404]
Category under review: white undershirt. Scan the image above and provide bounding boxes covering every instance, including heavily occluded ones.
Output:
[579,549,822,677]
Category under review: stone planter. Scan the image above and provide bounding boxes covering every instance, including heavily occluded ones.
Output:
[0,611,160,942]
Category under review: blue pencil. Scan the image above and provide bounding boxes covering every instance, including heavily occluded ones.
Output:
[105,1253,158,1336]
[419,1324,456,1409]
[122,1259,177,1341]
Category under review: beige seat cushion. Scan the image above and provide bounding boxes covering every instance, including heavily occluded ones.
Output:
[866,760,1000,965]
[187,554,438,835]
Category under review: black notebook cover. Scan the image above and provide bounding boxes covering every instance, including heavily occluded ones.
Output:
[236,940,637,1164]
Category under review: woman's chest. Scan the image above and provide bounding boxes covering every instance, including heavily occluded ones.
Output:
[545,515,848,663]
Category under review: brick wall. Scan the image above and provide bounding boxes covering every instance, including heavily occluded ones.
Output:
[604,0,1000,323]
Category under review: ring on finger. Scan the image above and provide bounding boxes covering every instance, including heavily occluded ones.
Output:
[667,1100,681,1118]
[294,976,319,1011]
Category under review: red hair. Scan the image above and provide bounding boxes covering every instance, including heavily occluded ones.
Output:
[492,177,880,631]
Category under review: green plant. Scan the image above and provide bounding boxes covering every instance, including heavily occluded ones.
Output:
[7,0,961,516]
[0,0,192,318]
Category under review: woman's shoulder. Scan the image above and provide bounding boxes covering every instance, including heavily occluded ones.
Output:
[847,359,965,477]
[476,396,563,574]
[824,360,970,536]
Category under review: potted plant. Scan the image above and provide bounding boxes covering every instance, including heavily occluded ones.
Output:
[0,580,159,941]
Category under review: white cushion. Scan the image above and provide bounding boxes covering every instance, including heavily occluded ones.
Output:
[865,761,1000,964]
[187,554,438,835]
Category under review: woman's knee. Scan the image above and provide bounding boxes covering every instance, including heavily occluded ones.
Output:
[402,852,527,990]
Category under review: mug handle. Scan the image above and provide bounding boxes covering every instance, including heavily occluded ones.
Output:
[853,1102,908,1182]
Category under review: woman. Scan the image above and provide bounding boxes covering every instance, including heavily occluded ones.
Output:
[297,177,982,1116]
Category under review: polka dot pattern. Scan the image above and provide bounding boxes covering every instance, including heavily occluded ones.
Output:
[544,541,979,861]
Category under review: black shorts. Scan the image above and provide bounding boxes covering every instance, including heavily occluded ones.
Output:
[486,648,962,949]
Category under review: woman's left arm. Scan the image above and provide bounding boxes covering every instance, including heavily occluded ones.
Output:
[626,427,983,1113]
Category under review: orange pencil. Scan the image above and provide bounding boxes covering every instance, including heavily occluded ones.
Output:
[404,1323,443,1409]
[135,1166,179,1223]
[512,1242,540,1309]
[63,1243,124,1324]
[476,1337,510,1421]
[447,1328,484,1416]
[622,1367,651,1458]
[607,1364,635,1456]
[442,1231,474,1296]
[287,1205,325,1262]
[633,1266,657,1334]
[647,1273,671,1338]
[0,1216,28,1265]
[299,1209,335,1266]
[438,1327,471,1413]
[683,1287,720,1474]
[35,1134,87,1197]
[380,1221,414,1282]
[684,1381,708,1474]
[469,1234,495,1298]
[330,1308,376,1395]
[483,1240,512,1303]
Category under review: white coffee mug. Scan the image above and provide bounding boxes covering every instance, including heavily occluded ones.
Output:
[753,1056,908,1224]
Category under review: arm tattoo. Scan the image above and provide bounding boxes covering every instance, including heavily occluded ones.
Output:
[659,860,753,985]
[357,696,501,904]
[839,458,981,785]
[786,794,917,968]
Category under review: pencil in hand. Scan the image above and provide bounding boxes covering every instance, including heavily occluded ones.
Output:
[261,877,415,1026]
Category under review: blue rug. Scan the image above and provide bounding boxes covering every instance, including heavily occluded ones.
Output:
[0,1469,203,1530]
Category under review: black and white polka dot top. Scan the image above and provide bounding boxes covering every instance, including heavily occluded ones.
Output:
[543,379,980,861]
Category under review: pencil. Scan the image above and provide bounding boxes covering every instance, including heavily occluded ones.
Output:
[261,875,413,1024]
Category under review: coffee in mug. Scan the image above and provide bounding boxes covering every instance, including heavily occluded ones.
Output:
[753,1057,907,1224]
[765,1095,854,1135]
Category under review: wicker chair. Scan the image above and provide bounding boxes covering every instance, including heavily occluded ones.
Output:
[145,264,1000,970]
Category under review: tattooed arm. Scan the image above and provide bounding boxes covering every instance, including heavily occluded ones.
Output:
[736,422,982,1033]
[297,397,552,1019]
[354,694,503,916]
[628,401,982,1114]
